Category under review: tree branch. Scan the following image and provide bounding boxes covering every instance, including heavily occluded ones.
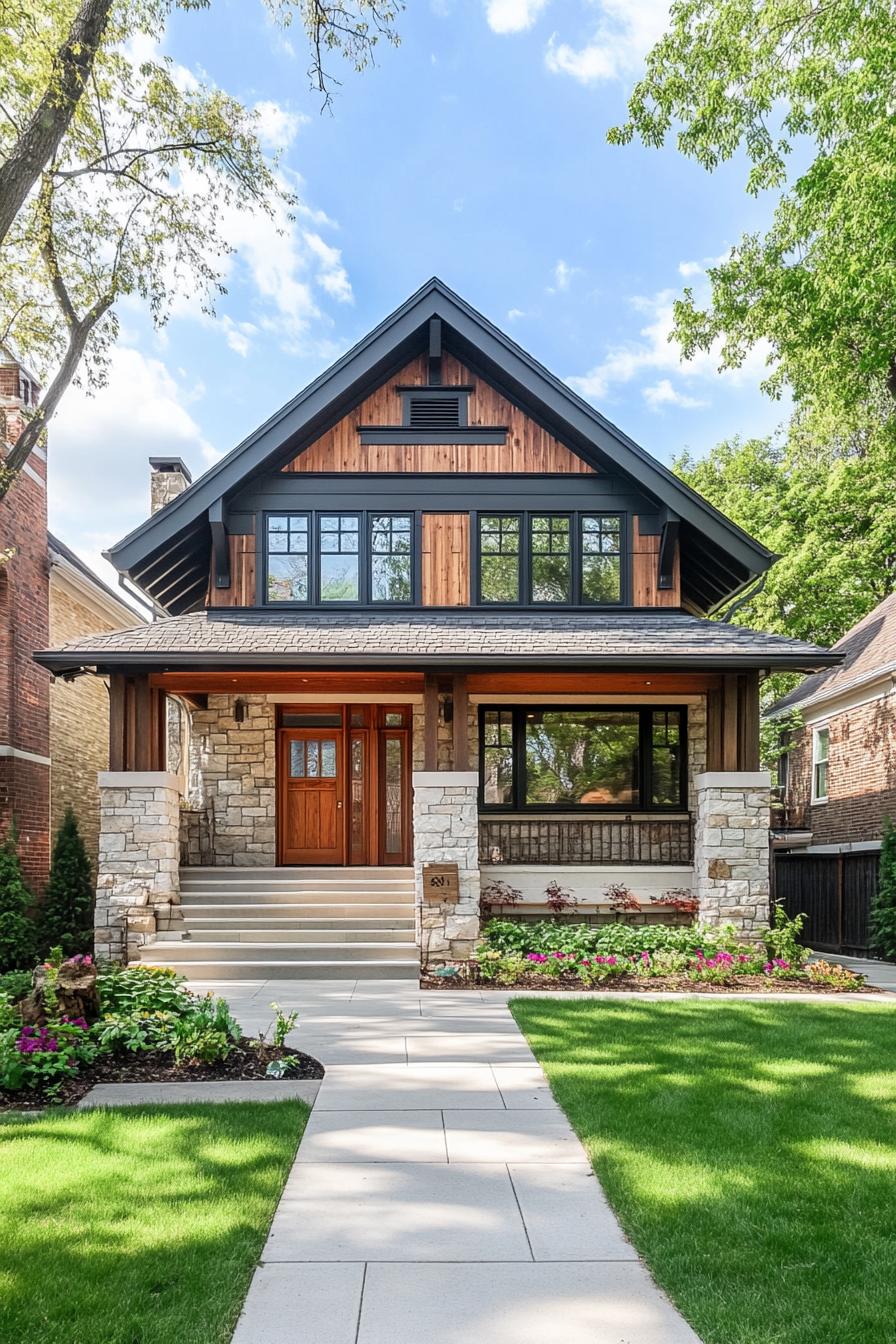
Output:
[0,0,114,247]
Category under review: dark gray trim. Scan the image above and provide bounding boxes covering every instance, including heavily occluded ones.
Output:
[149,456,193,482]
[472,508,627,609]
[658,518,679,591]
[358,427,504,445]
[398,386,471,427]
[35,649,843,674]
[104,279,774,598]
[209,498,230,590]
[428,316,441,385]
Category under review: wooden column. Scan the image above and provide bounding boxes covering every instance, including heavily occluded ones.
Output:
[706,673,761,772]
[452,673,469,771]
[108,673,167,771]
[737,671,761,771]
[423,673,439,771]
[721,674,739,771]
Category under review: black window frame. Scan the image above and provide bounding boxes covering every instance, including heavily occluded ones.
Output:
[263,509,417,608]
[478,704,688,814]
[264,510,311,605]
[474,510,627,608]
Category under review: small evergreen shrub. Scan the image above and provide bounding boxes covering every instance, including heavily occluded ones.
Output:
[38,808,93,958]
[872,816,896,960]
[0,823,36,972]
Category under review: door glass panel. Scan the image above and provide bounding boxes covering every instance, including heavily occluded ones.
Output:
[306,740,320,777]
[351,736,365,856]
[384,711,405,726]
[289,741,305,777]
[321,739,337,778]
[384,736,404,855]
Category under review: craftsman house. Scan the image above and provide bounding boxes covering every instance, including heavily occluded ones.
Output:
[35,279,837,978]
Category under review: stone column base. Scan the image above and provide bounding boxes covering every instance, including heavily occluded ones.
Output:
[413,771,480,963]
[693,770,771,937]
[96,771,184,964]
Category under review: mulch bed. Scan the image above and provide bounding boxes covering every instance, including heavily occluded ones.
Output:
[421,973,878,995]
[0,1038,324,1112]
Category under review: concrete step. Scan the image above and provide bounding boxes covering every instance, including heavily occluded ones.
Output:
[137,954,419,981]
[180,883,415,901]
[181,911,415,931]
[140,940,416,963]
[177,927,416,945]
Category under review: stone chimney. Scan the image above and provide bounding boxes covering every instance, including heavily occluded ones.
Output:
[149,457,192,515]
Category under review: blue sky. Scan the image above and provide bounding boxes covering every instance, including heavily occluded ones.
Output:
[49,0,785,592]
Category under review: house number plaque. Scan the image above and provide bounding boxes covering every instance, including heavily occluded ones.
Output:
[422,862,460,902]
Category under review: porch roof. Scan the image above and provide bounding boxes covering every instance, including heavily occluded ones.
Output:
[35,609,840,675]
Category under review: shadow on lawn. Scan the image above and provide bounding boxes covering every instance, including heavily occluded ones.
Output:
[511,999,896,1344]
[0,1102,306,1344]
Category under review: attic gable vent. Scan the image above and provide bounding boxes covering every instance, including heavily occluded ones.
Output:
[408,393,461,429]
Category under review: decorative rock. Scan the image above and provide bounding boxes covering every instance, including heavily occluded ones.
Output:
[20,959,100,1026]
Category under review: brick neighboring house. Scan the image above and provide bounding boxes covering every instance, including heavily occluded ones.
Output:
[767,594,896,954]
[770,593,896,852]
[0,352,143,890]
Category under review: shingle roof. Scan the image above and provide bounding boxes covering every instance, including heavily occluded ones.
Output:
[35,609,839,672]
[769,593,896,715]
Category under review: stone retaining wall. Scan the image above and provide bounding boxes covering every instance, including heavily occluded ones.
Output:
[188,694,277,866]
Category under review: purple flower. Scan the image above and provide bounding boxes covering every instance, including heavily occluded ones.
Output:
[527,953,548,963]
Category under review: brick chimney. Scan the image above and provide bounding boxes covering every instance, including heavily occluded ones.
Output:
[149,457,192,515]
[0,352,51,889]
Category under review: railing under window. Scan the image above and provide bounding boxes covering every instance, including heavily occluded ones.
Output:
[478,816,693,866]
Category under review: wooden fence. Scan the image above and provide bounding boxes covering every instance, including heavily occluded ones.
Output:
[775,850,879,956]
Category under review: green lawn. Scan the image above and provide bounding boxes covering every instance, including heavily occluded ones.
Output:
[0,1101,308,1344]
[511,998,896,1344]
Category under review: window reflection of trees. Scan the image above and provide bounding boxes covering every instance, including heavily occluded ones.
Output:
[525,711,639,805]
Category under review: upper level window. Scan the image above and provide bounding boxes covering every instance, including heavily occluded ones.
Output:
[478,511,624,606]
[479,515,520,603]
[812,726,829,803]
[371,514,412,602]
[480,705,686,811]
[267,514,309,602]
[266,511,414,605]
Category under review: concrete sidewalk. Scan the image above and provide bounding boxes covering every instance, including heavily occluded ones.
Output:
[207,978,700,1344]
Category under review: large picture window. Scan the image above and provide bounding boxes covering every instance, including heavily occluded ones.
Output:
[477,511,624,606]
[479,705,686,811]
[265,511,414,605]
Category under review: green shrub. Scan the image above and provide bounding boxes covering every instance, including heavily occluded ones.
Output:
[480,918,738,961]
[872,816,896,960]
[764,903,810,967]
[0,823,36,972]
[38,808,93,958]
[92,1011,179,1054]
[171,995,241,1065]
[0,969,31,1001]
[97,965,191,1016]
[0,1018,98,1100]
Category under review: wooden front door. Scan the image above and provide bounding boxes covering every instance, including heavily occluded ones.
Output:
[279,728,345,864]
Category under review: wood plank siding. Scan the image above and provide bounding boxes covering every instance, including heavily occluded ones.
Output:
[208,534,256,607]
[421,513,470,606]
[283,355,595,475]
[632,517,680,608]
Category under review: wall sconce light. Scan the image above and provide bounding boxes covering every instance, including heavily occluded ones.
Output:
[442,697,454,725]
[234,698,247,723]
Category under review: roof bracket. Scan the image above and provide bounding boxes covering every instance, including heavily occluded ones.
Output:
[209,499,230,590]
[428,316,442,386]
[658,510,680,591]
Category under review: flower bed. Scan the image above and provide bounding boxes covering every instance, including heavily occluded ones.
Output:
[0,957,323,1110]
[421,908,871,994]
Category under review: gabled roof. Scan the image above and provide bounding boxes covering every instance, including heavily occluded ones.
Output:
[47,532,146,626]
[35,608,838,675]
[106,277,775,614]
[768,593,896,717]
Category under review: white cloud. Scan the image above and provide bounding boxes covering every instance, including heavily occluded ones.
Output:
[302,232,353,304]
[48,347,218,593]
[548,259,581,293]
[642,378,708,410]
[678,260,703,278]
[507,308,526,321]
[254,100,309,152]
[545,0,671,84]
[485,0,549,34]
[568,288,772,405]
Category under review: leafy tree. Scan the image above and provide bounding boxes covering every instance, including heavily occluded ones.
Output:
[39,807,93,958]
[0,822,37,973]
[872,816,896,962]
[610,0,896,427]
[675,404,896,648]
[0,0,402,497]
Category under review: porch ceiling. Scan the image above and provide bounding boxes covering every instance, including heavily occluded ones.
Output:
[35,608,841,677]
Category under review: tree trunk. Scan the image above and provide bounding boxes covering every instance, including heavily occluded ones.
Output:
[0,0,114,247]
[19,961,100,1027]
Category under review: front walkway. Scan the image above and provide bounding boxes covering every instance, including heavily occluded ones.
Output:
[198,978,699,1344]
